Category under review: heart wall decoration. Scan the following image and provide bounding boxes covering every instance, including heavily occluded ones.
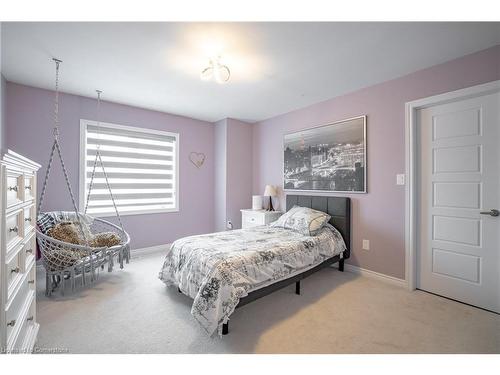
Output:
[189,152,206,169]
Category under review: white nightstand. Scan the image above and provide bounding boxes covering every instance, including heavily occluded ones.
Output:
[241,209,284,229]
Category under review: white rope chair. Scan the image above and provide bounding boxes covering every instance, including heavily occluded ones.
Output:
[37,59,131,296]
[37,214,130,296]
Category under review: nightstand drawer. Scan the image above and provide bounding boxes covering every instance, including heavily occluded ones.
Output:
[243,217,265,228]
[242,211,266,226]
[241,209,284,229]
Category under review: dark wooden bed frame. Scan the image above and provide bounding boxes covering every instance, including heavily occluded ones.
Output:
[180,194,351,335]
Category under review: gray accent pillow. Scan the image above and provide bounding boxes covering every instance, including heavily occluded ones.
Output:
[270,205,331,236]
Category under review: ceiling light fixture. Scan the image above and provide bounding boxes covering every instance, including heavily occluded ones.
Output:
[200,56,230,84]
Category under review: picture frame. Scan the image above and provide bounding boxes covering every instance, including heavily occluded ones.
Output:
[283,115,367,193]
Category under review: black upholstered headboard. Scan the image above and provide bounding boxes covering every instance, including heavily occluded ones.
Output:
[286,195,351,259]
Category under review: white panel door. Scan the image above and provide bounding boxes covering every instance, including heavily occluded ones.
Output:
[418,92,500,313]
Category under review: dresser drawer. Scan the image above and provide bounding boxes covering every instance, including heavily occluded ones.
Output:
[6,249,23,296]
[12,295,37,353]
[24,234,36,270]
[27,266,36,292]
[6,172,23,208]
[23,205,35,237]
[5,277,31,345]
[5,209,23,251]
[6,289,35,352]
[23,174,35,202]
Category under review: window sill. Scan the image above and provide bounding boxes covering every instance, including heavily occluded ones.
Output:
[84,207,179,218]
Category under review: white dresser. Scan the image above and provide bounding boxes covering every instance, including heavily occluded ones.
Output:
[1,150,41,354]
[241,209,284,229]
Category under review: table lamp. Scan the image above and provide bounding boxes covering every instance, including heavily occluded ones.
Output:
[264,185,277,211]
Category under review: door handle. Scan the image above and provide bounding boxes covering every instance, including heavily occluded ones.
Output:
[480,209,499,217]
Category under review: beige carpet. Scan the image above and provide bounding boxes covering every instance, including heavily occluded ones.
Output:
[35,251,500,354]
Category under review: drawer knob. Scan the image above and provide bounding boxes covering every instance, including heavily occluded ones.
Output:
[11,267,20,274]
[27,316,34,322]
[8,186,18,192]
[28,280,35,284]
[7,319,16,327]
[26,249,33,254]
[9,226,19,233]
[25,217,32,222]
[25,185,32,190]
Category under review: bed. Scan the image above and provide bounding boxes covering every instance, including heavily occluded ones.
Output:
[159,195,351,336]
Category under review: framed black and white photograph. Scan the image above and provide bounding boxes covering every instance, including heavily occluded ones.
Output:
[283,115,367,193]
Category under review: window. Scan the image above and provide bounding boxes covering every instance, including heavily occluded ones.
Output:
[80,120,179,217]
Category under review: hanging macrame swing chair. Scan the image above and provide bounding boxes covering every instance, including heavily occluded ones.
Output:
[37,58,131,296]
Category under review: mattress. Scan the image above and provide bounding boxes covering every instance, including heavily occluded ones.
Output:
[158,223,346,336]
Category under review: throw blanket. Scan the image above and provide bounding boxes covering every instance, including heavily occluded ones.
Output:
[158,224,346,336]
[37,211,94,238]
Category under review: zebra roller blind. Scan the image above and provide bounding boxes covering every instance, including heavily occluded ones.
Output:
[80,120,179,216]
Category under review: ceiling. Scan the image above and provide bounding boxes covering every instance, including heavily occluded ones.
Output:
[2,22,500,123]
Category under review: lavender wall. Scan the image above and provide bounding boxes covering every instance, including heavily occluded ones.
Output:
[226,119,253,229]
[214,119,227,232]
[0,75,5,151]
[213,118,253,231]
[253,45,500,279]
[0,23,5,151]
[6,83,215,249]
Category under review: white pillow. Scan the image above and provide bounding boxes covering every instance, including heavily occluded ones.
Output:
[270,205,331,236]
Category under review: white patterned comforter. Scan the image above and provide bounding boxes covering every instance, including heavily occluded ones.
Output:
[158,223,346,336]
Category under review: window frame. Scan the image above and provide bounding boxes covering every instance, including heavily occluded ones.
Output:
[79,119,180,217]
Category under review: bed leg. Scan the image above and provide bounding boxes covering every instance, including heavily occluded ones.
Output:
[339,259,344,272]
[222,322,229,335]
[295,280,301,295]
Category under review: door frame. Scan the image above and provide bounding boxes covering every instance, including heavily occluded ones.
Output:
[405,80,500,291]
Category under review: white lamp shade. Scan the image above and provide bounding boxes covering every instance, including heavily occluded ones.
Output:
[264,185,277,197]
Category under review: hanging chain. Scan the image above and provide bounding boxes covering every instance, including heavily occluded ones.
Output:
[39,58,89,245]
[95,90,102,152]
[98,152,125,232]
[38,58,63,211]
[37,141,57,213]
[52,58,62,141]
[84,90,125,232]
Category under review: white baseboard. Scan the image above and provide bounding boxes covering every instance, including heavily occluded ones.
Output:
[343,263,407,288]
[35,244,169,270]
[131,244,170,258]
[36,243,405,289]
